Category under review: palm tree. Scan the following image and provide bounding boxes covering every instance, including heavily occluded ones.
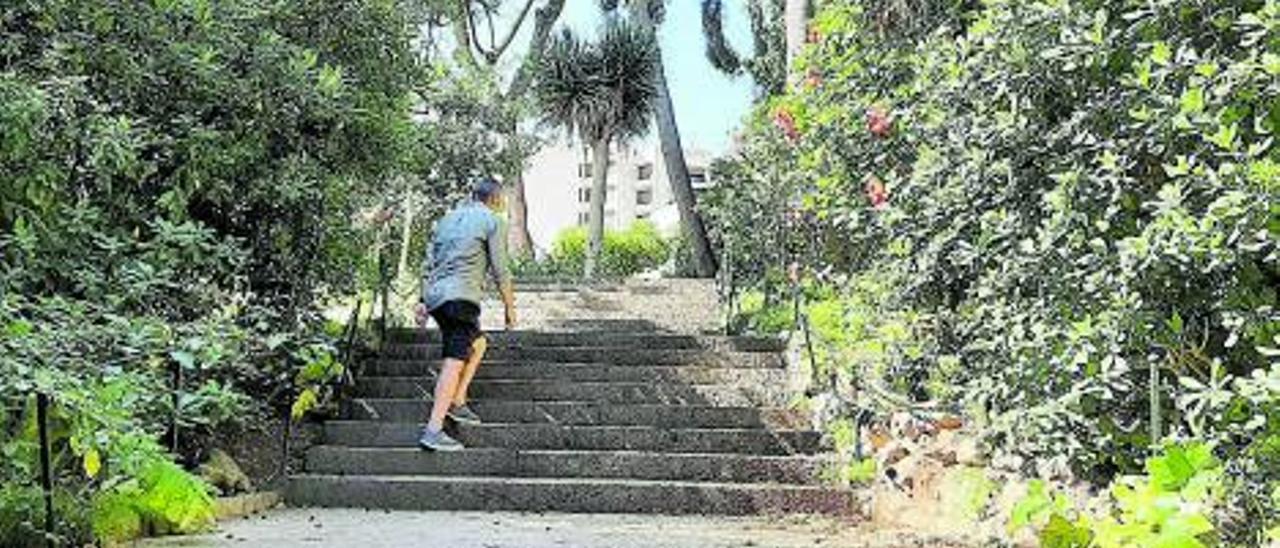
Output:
[615,0,719,278]
[535,21,659,278]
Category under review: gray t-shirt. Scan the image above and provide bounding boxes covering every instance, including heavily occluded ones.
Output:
[421,201,511,310]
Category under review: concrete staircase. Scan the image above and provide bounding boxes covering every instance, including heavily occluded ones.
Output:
[287,327,859,516]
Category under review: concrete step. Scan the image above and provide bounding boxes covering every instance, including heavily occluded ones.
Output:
[360,362,789,384]
[344,399,808,429]
[350,378,781,406]
[323,422,824,455]
[378,345,785,368]
[386,330,784,352]
[304,447,830,484]
[287,475,858,516]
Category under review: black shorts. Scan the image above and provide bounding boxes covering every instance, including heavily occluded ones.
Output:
[429,301,483,360]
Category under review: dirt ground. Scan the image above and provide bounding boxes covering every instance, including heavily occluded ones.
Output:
[140,508,974,548]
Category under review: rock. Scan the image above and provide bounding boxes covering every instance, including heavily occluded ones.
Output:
[878,441,910,467]
[935,415,964,431]
[199,448,253,495]
[864,424,892,452]
[955,437,986,467]
[925,430,960,466]
[991,453,1025,473]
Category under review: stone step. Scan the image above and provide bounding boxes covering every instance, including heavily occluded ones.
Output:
[350,378,781,406]
[386,330,784,352]
[344,399,808,429]
[378,346,785,368]
[286,475,858,516]
[323,422,824,455]
[304,447,830,484]
[359,362,788,384]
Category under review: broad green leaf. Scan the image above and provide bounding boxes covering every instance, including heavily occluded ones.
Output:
[84,448,102,479]
[291,388,319,420]
[1040,514,1092,548]
[171,350,196,371]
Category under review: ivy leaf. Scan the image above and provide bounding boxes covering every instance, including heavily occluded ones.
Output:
[1152,41,1173,66]
[1206,124,1238,151]
[1180,87,1206,115]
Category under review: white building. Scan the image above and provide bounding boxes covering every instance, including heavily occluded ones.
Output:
[522,137,716,255]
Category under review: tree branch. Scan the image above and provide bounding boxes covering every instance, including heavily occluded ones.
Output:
[701,0,742,75]
[504,0,566,99]
[488,0,538,62]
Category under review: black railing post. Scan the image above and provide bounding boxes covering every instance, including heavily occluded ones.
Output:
[279,392,292,480]
[36,393,54,547]
[171,361,182,454]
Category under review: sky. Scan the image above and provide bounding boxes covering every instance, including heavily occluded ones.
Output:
[499,0,758,155]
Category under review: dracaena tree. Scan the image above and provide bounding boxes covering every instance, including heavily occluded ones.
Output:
[534,21,659,279]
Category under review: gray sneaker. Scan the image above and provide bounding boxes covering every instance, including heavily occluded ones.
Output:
[418,427,464,452]
[447,404,482,426]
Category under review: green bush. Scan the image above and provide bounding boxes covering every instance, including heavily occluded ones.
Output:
[546,221,671,278]
[712,0,1280,480]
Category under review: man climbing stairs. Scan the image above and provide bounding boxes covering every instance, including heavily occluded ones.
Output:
[287,320,858,515]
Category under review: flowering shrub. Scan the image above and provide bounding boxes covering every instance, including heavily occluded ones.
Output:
[710,0,1280,492]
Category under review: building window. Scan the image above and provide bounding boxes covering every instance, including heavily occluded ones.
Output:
[578,188,591,203]
[637,163,654,180]
[578,163,593,178]
[636,189,653,205]
[689,168,708,185]
[578,212,589,225]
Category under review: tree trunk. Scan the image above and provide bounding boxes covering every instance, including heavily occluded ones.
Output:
[634,7,718,278]
[501,0,566,259]
[507,169,534,257]
[784,0,810,82]
[585,139,610,279]
[396,190,415,276]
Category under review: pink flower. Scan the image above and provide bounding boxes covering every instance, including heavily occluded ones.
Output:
[804,70,823,90]
[772,108,800,143]
[864,175,889,209]
[866,107,893,138]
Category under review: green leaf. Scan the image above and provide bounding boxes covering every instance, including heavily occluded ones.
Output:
[1206,123,1238,150]
[291,388,318,420]
[170,350,196,371]
[1147,444,1216,492]
[1152,42,1173,66]
[3,319,33,339]
[1010,480,1053,532]
[1180,87,1206,115]
[1040,514,1092,548]
[84,448,102,479]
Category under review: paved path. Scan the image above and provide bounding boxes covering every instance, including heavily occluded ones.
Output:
[141,509,953,548]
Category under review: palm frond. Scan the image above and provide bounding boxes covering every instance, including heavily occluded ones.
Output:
[701,0,742,75]
[533,19,658,145]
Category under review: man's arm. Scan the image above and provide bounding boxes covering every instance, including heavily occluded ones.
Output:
[486,219,516,328]
[416,231,436,326]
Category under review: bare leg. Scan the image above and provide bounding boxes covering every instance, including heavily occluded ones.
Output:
[452,336,488,407]
[426,358,464,432]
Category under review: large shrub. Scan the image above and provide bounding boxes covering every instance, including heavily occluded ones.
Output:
[0,0,491,543]
[547,221,671,278]
[713,0,1280,489]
